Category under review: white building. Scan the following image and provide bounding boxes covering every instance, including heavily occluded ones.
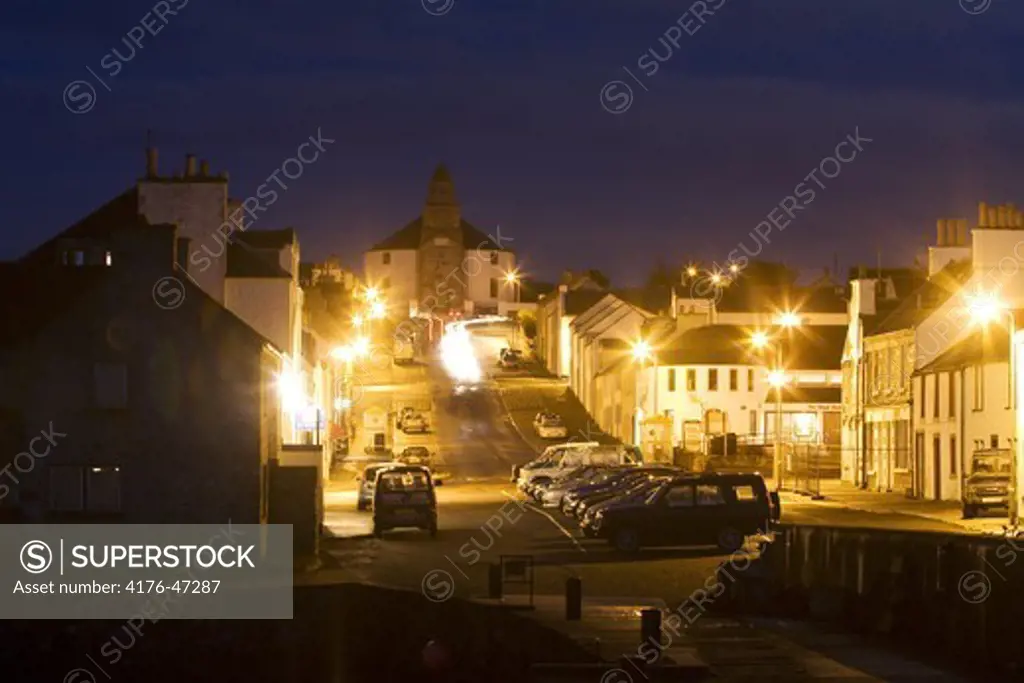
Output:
[363,165,517,321]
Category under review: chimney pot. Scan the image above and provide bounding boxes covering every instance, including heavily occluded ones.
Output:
[947,219,957,246]
[979,201,988,227]
[199,160,210,176]
[957,219,968,245]
[989,207,1000,227]
[146,147,158,178]
[185,154,197,177]
[998,205,1009,227]
[936,219,946,246]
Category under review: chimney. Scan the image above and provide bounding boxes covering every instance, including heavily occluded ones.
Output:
[185,154,197,177]
[146,147,158,178]
[979,201,988,227]
[989,206,1000,227]
[936,219,946,246]
[998,204,1009,227]
[957,219,968,245]
[947,219,958,246]
[199,160,210,176]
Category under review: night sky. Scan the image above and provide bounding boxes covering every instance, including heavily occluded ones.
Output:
[2,0,1022,285]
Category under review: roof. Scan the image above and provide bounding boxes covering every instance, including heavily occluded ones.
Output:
[916,325,1010,374]
[714,284,847,314]
[226,243,292,278]
[0,262,110,347]
[234,228,296,250]
[657,324,846,370]
[19,188,146,265]
[368,217,509,252]
[871,259,972,334]
[778,385,842,404]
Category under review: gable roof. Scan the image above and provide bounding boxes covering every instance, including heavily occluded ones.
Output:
[916,324,1010,374]
[19,188,146,266]
[870,259,973,335]
[656,324,846,370]
[368,218,509,252]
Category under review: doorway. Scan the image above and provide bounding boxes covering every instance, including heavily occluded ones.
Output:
[932,434,942,500]
[914,431,925,497]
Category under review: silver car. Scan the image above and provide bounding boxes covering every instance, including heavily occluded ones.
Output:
[357,463,397,511]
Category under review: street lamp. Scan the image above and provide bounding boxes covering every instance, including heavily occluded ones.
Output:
[631,340,658,447]
[364,286,379,303]
[967,291,1019,523]
[352,313,364,329]
[504,270,520,303]
[751,320,801,490]
[369,300,387,320]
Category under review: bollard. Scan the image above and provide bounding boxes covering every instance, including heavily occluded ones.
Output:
[640,608,662,648]
[488,563,502,599]
[565,577,582,621]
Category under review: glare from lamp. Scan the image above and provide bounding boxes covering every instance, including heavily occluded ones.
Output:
[370,301,387,319]
[967,291,1006,326]
[330,345,353,362]
[352,314,364,328]
[504,270,520,285]
[632,340,652,362]
[767,369,788,388]
[750,331,770,349]
[353,336,371,357]
[364,286,379,302]
[729,263,740,274]
[776,311,802,328]
[686,266,698,278]
[710,272,723,285]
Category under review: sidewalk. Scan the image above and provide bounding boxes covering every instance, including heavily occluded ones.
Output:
[781,478,1007,534]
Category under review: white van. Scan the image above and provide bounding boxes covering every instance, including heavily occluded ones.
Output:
[514,443,640,490]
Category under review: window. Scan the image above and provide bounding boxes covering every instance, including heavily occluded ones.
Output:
[948,373,956,418]
[708,369,718,391]
[695,484,726,506]
[489,278,498,298]
[49,467,84,511]
[747,368,754,391]
[686,369,696,391]
[950,436,957,476]
[664,485,694,507]
[94,363,127,409]
[973,365,984,410]
[920,378,926,418]
[729,369,738,391]
[732,485,758,502]
[934,373,940,418]
[382,252,391,265]
[668,369,676,392]
[62,249,85,266]
[489,252,499,265]
[87,467,121,511]
[104,251,112,266]
[749,410,758,435]
[991,434,1000,449]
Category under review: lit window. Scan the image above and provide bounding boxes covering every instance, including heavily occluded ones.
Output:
[105,251,113,266]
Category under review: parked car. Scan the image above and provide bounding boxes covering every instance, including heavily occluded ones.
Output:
[962,449,1011,518]
[579,476,673,537]
[397,445,433,466]
[562,466,682,516]
[516,444,639,491]
[372,465,441,538]
[590,472,777,553]
[511,441,598,485]
[539,465,635,508]
[401,412,429,434]
[356,462,398,511]
[396,407,417,429]
[535,414,568,440]
[499,351,523,369]
[364,445,393,459]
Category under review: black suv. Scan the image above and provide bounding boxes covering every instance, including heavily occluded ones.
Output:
[591,472,779,553]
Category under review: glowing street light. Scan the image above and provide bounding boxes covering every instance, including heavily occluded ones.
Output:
[364,286,379,302]
[776,311,802,328]
[330,345,354,362]
[353,336,371,357]
[750,330,770,350]
[729,263,740,274]
[767,369,788,388]
[631,339,652,363]
[967,291,1006,326]
[369,301,387,320]
[686,266,698,278]
[710,272,723,286]
[504,270,520,285]
[352,314,364,328]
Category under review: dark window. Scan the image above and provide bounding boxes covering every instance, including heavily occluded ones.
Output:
[948,373,956,418]
[729,369,738,391]
[382,252,391,265]
[920,378,926,418]
[668,369,676,392]
[747,369,754,391]
[974,366,984,410]
[489,252,499,265]
[664,485,694,507]
[708,369,718,391]
[950,435,957,476]
[933,373,940,418]
[695,484,726,506]
[686,369,696,391]
[489,278,498,298]
[749,410,757,434]
[991,434,1000,449]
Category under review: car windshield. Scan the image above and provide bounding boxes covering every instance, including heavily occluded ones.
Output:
[973,456,1010,474]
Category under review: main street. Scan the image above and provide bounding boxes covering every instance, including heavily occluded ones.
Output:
[319,320,981,680]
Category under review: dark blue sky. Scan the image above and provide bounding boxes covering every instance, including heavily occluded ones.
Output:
[2,0,1022,285]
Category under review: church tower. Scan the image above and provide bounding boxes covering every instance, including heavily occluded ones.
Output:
[418,164,466,313]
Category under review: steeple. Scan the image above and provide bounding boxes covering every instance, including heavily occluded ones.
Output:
[426,163,457,207]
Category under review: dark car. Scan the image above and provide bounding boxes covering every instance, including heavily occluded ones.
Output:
[372,465,441,538]
[579,476,671,537]
[591,473,776,553]
[561,466,682,517]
